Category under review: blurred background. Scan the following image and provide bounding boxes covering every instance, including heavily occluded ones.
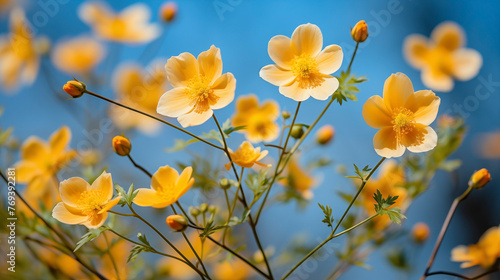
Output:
[1,0,500,279]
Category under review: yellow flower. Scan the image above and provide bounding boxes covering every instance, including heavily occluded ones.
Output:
[279,156,316,199]
[63,80,86,98]
[469,168,491,190]
[78,2,160,43]
[51,36,105,75]
[231,94,280,143]
[351,20,368,43]
[412,222,430,243]
[316,124,335,145]
[112,135,131,156]
[404,21,482,92]
[0,8,41,91]
[110,62,168,134]
[157,45,236,127]
[451,225,500,268]
[213,259,253,280]
[14,126,76,198]
[260,23,343,101]
[134,165,194,208]
[362,73,441,158]
[160,1,177,22]
[225,141,270,171]
[36,246,86,279]
[52,171,121,229]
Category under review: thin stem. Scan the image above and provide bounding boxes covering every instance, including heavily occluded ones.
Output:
[103,232,121,280]
[222,167,245,244]
[108,210,135,217]
[127,154,152,177]
[425,267,500,280]
[83,90,223,151]
[421,185,474,280]
[346,42,359,74]
[331,214,379,239]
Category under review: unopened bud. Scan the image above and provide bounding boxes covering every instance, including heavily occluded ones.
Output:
[63,80,86,98]
[199,203,208,213]
[469,168,491,189]
[282,111,291,120]
[316,125,335,145]
[411,222,430,243]
[166,215,188,232]
[190,207,200,217]
[351,20,368,43]
[290,125,304,139]
[219,178,231,190]
[112,135,131,156]
[208,205,217,213]
[160,2,177,22]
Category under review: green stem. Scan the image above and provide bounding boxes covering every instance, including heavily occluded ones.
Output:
[346,42,359,74]
[222,167,245,244]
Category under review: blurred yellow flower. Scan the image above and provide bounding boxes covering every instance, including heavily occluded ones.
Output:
[231,94,280,143]
[362,73,440,158]
[79,2,160,43]
[110,62,168,134]
[404,21,482,92]
[359,160,407,230]
[226,141,270,171]
[94,233,131,280]
[213,259,253,280]
[0,8,41,91]
[477,131,500,159]
[260,23,343,101]
[451,225,500,268]
[279,156,316,199]
[51,36,105,75]
[157,45,236,127]
[412,222,430,243]
[52,171,120,229]
[134,165,194,208]
[36,246,86,279]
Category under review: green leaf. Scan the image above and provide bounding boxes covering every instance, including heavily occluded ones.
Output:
[318,203,334,229]
[74,226,109,252]
[373,190,406,225]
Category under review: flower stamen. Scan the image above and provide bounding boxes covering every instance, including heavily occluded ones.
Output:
[392,107,415,142]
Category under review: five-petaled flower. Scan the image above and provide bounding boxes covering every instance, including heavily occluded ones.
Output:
[260,23,343,101]
[279,155,316,199]
[134,165,194,208]
[451,225,500,268]
[362,73,441,158]
[231,94,280,143]
[404,21,482,92]
[52,171,121,229]
[225,141,270,171]
[157,45,236,127]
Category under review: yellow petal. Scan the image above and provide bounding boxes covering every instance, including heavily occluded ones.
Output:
[165,52,199,88]
[13,161,40,183]
[49,126,71,156]
[78,2,113,25]
[451,48,482,81]
[60,177,90,207]
[267,35,297,69]
[421,67,453,92]
[25,174,55,197]
[363,95,392,129]
[291,23,323,57]
[91,171,113,202]
[22,57,39,84]
[157,87,193,117]
[175,178,194,201]
[383,73,414,112]
[175,167,193,189]
[403,125,437,153]
[431,21,465,51]
[235,94,258,114]
[309,75,339,100]
[373,127,405,158]
[198,45,222,84]
[151,165,179,192]
[261,100,280,120]
[279,81,311,102]
[177,109,213,127]
[259,64,295,86]
[20,136,50,165]
[98,197,121,214]
[316,44,343,74]
[133,188,162,207]
[52,203,88,225]
[403,34,429,69]
[211,72,236,110]
[247,121,280,143]
[120,3,151,24]
[404,90,440,126]
[84,212,107,229]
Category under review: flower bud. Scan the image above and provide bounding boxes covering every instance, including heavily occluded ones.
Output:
[290,125,304,139]
[112,135,131,156]
[166,215,188,232]
[160,2,177,22]
[316,125,335,145]
[199,203,208,213]
[63,80,86,98]
[411,222,430,243]
[219,178,231,190]
[351,20,368,43]
[281,111,291,120]
[190,207,201,217]
[469,168,491,189]
[208,205,217,213]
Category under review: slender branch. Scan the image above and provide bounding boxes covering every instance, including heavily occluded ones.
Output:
[346,42,359,74]
[425,267,500,280]
[222,167,245,244]
[127,154,152,177]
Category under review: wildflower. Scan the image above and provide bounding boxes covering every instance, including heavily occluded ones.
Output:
[112,135,131,156]
[133,165,194,208]
[316,124,335,145]
[78,2,160,43]
[404,21,482,92]
[63,80,86,98]
[231,94,280,142]
[451,225,500,268]
[279,156,316,199]
[110,62,168,134]
[166,215,188,232]
[225,141,270,171]
[52,171,121,229]
[160,2,177,22]
[362,73,440,158]
[0,8,42,91]
[260,23,343,101]
[157,45,236,127]
[469,168,491,190]
[51,36,105,75]
[351,20,368,43]
[213,259,253,280]
[412,222,430,243]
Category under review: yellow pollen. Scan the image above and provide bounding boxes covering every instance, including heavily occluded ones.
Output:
[185,76,218,113]
[392,107,415,141]
[78,190,105,217]
[110,18,127,37]
[291,54,323,89]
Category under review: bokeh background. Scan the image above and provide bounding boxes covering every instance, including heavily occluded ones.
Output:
[1,0,500,279]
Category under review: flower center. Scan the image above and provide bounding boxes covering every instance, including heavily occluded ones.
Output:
[185,76,219,113]
[78,190,105,218]
[291,54,323,89]
[110,18,127,37]
[392,108,415,141]
[427,47,455,75]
